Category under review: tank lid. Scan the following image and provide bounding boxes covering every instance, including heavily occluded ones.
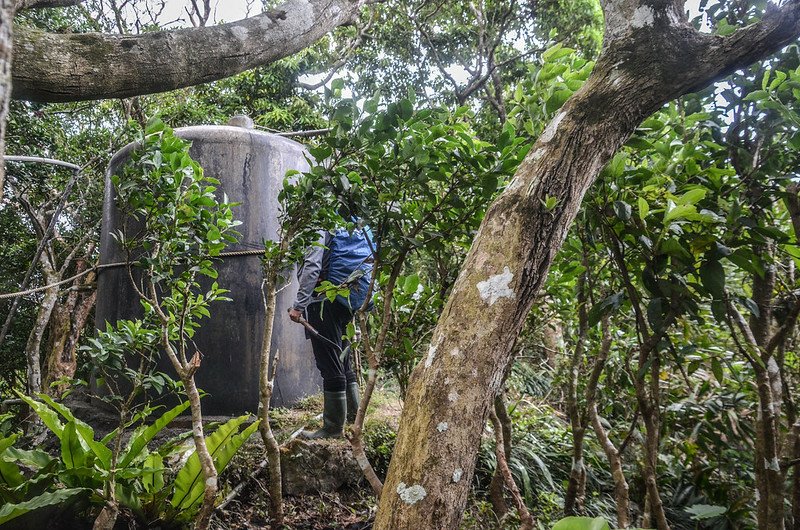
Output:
[227,115,255,129]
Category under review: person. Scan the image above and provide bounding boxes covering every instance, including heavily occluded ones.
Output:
[288,223,374,439]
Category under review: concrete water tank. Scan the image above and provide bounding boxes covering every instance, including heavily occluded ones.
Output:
[95,123,321,415]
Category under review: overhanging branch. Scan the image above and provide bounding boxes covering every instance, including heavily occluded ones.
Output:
[16,0,86,10]
[12,0,366,102]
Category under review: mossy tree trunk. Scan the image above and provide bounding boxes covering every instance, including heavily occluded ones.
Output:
[375,3,800,528]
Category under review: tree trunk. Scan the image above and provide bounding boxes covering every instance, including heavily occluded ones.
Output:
[11,0,365,102]
[258,277,283,528]
[348,312,384,496]
[44,267,95,394]
[588,317,630,528]
[564,270,588,516]
[183,375,217,530]
[792,420,800,529]
[25,256,59,395]
[374,3,800,527]
[488,392,512,518]
[590,404,630,529]
[488,409,533,530]
[0,0,12,199]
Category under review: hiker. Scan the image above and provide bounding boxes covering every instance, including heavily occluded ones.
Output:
[288,222,375,439]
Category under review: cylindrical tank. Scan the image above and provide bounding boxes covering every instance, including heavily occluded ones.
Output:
[96,124,320,415]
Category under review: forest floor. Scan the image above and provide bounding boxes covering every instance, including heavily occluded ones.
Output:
[209,391,509,529]
[53,386,517,529]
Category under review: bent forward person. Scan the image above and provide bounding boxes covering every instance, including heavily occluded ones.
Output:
[288,223,374,439]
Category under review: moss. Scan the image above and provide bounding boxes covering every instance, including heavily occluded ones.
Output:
[65,31,118,62]
[363,418,397,479]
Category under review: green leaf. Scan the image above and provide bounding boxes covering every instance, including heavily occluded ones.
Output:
[711,357,724,384]
[677,188,707,205]
[710,300,727,324]
[685,504,727,521]
[142,453,165,494]
[613,200,632,221]
[587,291,624,327]
[38,394,111,468]
[664,203,699,223]
[119,401,190,468]
[60,422,87,469]
[171,417,260,514]
[403,274,420,295]
[541,43,576,62]
[545,89,572,114]
[744,90,769,102]
[699,260,725,299]
[0,434,23,487]
[3,447,55,471]
[16,393,63,439]
[552,516,610,530]
[727,250,765,279]
[0,488,90,525]
[638,197,649,219]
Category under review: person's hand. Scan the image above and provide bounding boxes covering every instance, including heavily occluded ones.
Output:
[288,308,303,323]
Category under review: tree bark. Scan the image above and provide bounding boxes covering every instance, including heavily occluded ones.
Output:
[590,404,630,529]
[12,0,365,102]
[16,0,85,9]
[347,311,384,496]
[374,3,800,528]
[25,259,58,395]
[0,0,12,199]
[488,409,533,530]
[564,269,588,516]
[488,392,512,518]
[180,374,217,530]
[259,276,283,528]
[792,420,800,530]
[44,266,95,394]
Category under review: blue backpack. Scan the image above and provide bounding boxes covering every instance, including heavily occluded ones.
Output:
[325,225,376,311]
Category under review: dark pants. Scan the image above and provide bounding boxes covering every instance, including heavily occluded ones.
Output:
[305,300,357,392]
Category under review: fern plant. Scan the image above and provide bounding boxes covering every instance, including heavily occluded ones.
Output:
[0,395,257,527]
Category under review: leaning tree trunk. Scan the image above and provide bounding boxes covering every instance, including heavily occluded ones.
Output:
[374,3,800,528]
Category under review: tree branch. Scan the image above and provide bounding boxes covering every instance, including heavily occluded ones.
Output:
[12,0,366,102]
[15,0,85,10]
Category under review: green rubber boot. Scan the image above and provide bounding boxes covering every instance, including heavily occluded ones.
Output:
[346,382,360,424]
[300,391,346,439]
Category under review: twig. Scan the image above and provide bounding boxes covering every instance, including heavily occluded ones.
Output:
[215,459,268,512]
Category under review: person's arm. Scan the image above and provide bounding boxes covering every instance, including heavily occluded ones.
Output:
[291,231,328,313]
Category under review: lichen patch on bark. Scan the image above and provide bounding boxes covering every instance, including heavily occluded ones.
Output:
[424,336,442,368]
[476,266,515,305]
[539,111,565,143]
[630,5,655,28]
[396,482,427,505]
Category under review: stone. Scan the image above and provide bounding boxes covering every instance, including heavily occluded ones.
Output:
[280,438,363,495]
